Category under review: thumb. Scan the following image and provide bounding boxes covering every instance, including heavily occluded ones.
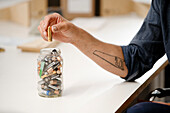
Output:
[52,22,70,33]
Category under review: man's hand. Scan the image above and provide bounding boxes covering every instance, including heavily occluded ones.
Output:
[38,13,81,43]
[38,13,128,78]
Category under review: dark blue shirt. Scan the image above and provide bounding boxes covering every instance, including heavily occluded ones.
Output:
[121,0,170,81]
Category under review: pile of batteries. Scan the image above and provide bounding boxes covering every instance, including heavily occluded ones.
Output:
[37,48,63,97]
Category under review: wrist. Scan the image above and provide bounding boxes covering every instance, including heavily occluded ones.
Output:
[70,27,86,46]
[69,26,101,54]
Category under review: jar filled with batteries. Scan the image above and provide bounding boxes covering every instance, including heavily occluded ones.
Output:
[37,48,63,98]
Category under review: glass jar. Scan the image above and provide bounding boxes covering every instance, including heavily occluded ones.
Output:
[37,48,63,98]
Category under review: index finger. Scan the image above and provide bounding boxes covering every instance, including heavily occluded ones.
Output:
[44,13,64,31]
[43,16,51,31]
[43,13,61,31]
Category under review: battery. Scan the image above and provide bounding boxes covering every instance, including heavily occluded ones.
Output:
[39,61,45,77]
[54,90,62,95]
[50,79,61,85]
[44,77,51,82]
[57,56,62,61]
[53,63,61,70]
[45,61,60,71]
[52,56,57,61]
[42,89,51,96]
[41,84,48,90]
[48,26,52,42]
[0,48,5,52]
[56,69,61,75]
[47,67,53,74]
[48,84,60,90]
[51,74,60,79]
[38,80,45,85]
[41,74,48,79]
[57,64,62,68]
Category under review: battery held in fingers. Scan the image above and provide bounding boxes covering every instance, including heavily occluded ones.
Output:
[48,26,52,42]
[0,48,5,52]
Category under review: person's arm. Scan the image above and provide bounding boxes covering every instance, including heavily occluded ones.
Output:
[71,28,128,77]
[38,13,128,78]
[38,0,165,81]
[121,0,165,81]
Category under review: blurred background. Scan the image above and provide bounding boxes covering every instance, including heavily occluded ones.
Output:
[0,0,169,103]
[0,0,151,49]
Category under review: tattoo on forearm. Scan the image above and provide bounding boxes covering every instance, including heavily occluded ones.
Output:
[93,50,124,70]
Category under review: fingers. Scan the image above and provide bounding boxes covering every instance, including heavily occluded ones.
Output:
[40,20,48,37]
[38,13,69,41]
[43,16,51,31]
[43,13,62,31]
[38,26,48,41]
[39,13,64,40]
[52,22,72,33]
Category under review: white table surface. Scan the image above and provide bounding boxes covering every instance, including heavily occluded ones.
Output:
[0,14,168,113]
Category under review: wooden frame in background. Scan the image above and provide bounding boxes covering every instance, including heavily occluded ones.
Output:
[100,0,150,18]
[100,0,133,16]
[61,0,95,20]
[0,1,31,27]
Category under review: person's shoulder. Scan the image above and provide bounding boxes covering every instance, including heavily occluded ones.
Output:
[151,0,164,14]
[152,0,160,7]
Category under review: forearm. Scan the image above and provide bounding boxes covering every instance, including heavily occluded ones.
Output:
[38,13,128,78]
[71,28,128,78]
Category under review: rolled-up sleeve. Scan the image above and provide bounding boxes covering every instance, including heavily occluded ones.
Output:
[121,0,165,81]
